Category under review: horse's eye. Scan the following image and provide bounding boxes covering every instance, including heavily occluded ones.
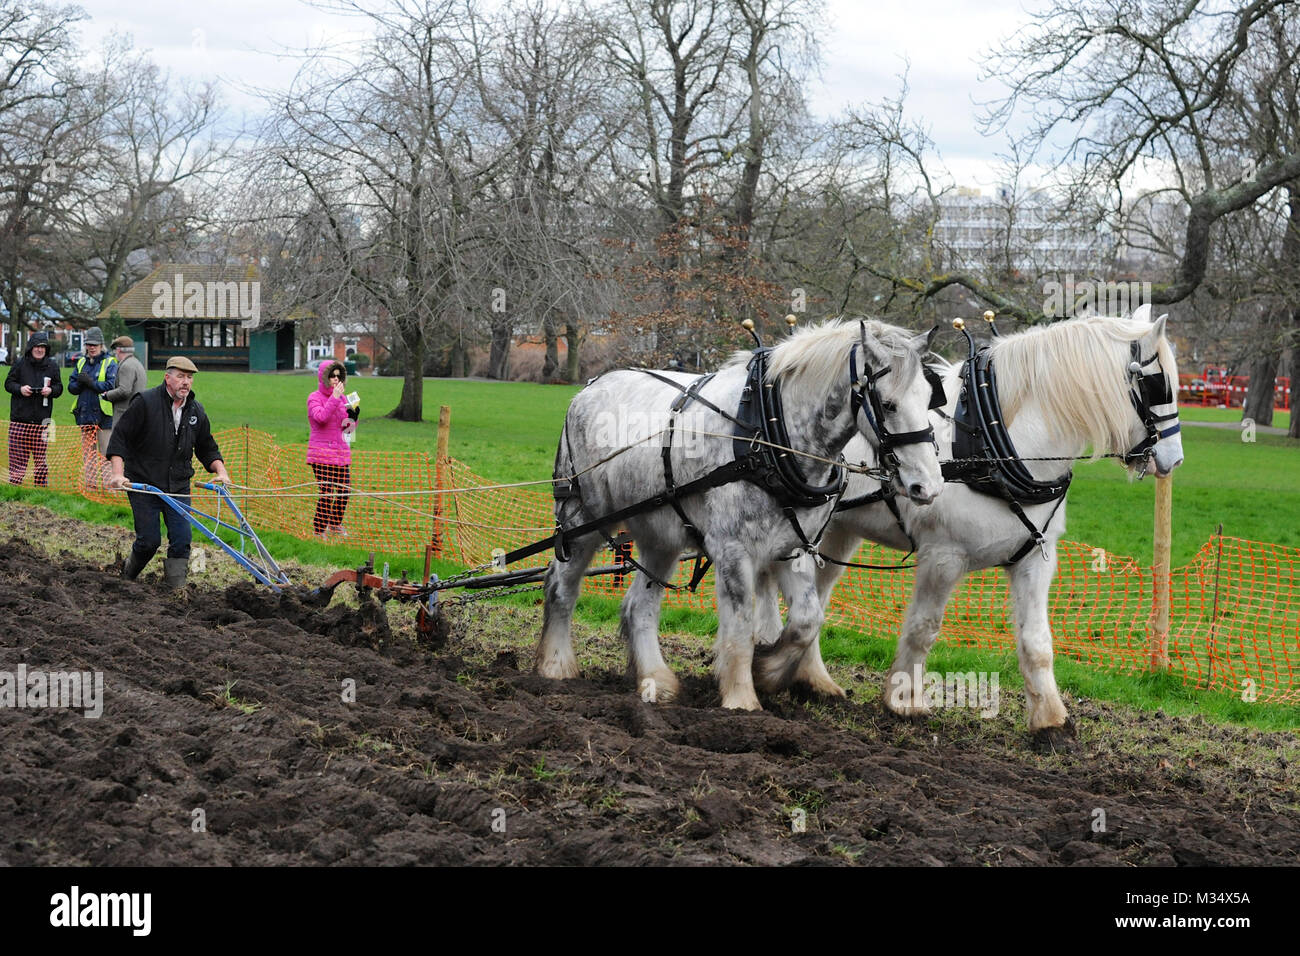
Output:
[881,400,898,414]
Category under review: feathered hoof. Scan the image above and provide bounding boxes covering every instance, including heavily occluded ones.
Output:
[801,674,847,699]
[884,703,932,722]
[720,688,762,711]
[751,645,798,694]
[637,670,679,704]
[535,652,579,681]
[1030,718,1078,754]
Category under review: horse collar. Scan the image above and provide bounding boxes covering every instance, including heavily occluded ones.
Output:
[732,347,847,508]
[941,347,1072,563]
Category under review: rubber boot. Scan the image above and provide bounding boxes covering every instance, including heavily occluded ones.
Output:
[163,557,189,590]
[122,550,151,581]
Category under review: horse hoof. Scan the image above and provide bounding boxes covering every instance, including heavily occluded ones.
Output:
[884,702,932,721]
[751,648,796,694]
[1030,719,1078,754]
[808,677,847,698]
[721,691,762,711]
[638,671,679,704]
[536,654,579,680]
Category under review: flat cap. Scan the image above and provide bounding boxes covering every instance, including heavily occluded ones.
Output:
[84,327,104,346]
[165,355,198,373]
[110,335,134,349]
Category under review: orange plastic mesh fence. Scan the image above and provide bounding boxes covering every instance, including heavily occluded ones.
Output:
[441,457,1300,704]
[3,422,441,554]
[3,419,1295,703]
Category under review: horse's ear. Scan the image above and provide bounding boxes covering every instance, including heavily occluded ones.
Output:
[1131,303,1152,323]
[858,326,890,368]
[1151,312,1169,339]
[909,326,939,353]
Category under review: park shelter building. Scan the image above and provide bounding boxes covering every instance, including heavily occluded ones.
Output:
[97,263,297,371]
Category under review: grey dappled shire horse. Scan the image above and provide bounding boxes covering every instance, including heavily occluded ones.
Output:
[536,320,943,710]
[805,307,1184,748]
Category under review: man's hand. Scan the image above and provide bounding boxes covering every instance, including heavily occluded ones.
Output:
[40,386,51,396]
[107,475,131,491]
[75,372,95,388]
[19,385,32,397]
[209,463,232,485]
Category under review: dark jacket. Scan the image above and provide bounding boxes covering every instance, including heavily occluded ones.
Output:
[5,335,65,424]
[105,383,223,493]
[67,350,117,427]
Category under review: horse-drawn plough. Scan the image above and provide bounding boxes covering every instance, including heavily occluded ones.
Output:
[141,306,1184,734]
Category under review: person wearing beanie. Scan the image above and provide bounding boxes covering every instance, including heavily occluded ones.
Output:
[103,334,147,421]
[4,332,64,486]
[67,326,118,488]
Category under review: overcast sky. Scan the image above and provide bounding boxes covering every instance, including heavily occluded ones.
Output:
[73,0,1041,191]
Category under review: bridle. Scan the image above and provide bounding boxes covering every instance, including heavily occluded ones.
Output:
[1123,341,1181,475]
[848,323,940,481]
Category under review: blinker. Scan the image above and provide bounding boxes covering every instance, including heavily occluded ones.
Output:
[923,365,947,411]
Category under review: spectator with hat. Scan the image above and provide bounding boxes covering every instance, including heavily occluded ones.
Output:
[68,326,118,487]
[4,332,63,486]
[103,334,147,420]
[106,355,231,588]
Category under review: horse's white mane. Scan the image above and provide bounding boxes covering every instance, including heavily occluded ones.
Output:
[731,319,919,403]
[989,313,1177,458]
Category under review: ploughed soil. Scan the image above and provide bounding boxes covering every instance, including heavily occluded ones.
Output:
[1,503,1298,866]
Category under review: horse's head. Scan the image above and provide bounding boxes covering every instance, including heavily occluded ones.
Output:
[851,322,945,504]
[1121,305,1184,479]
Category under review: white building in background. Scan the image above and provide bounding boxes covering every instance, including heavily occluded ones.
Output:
[932,186,1112,274]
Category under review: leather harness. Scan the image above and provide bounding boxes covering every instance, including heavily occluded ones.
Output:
[837,333,1179,567]
[940,347,1072,564]
[508,330,935,588]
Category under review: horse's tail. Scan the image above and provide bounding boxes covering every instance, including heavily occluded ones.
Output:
[550,409,586,562]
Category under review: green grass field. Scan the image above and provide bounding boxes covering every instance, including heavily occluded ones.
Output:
[10,368,1298,729]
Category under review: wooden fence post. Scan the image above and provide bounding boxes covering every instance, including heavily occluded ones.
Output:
[431,405,451,556]
[1150,474,1173,669]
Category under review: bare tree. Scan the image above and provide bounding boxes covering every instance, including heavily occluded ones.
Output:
[467,0,626,381]
[75,41,231,310]
[268,0,509,421]
[0,1,108,331]
[595,0,825,359]
[983,0,1300,307]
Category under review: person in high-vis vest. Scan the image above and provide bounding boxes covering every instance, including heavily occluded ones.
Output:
[68,326,118,488]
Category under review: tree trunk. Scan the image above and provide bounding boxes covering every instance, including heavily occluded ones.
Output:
[488,317,512,380]
[564,319,581,383]
[1242,350,1279,427]
[1291,317,1300,440]
[542,313,559,381]
[450,342,466,378]
[389,325,425,421]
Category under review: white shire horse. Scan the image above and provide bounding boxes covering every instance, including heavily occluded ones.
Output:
[535,319,944,710]
[770,306,1184,748]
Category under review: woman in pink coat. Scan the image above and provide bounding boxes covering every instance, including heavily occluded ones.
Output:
[307,361,357,536]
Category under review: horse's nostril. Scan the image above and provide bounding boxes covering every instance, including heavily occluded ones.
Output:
[908,483,926,500]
